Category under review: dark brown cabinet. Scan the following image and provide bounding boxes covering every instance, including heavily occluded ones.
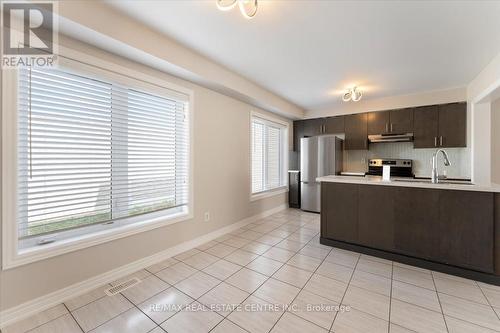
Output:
[414,103,466,148]
[288,172,300,208]
[324,116,344,134]
[294,102,465,151]
[368,111,390,135]
[293,119,322,151]
[322,183,495,274]
[293,121,304,151]
[302,118,324,137]
[414,105,439,148]
[390,108,414,134]
[344,113,368,150]
[293,116,345,151]
[438,103,467,148]
[368,109,414,135]
[437,190,494,272]
[394,188,441,260]
[321,182,358,243]
[358,185,395,251]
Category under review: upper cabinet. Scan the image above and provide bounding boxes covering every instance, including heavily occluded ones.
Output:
[302,118,324,137]
[293,102,466,151]
[414,102,466,148]
[368,111,390,135]
[390,108,414,134]
[324,116,345,134]
[345,113,368,150]
[368,108,413,135]
[293,121,304,152]
[438,103,467,148]
[293,116,344,151]
[414,105,439,148]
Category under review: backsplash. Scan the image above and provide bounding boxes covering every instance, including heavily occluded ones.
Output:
[343,142,471,179]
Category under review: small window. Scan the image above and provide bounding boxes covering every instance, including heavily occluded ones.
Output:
[16,65,190,251]
[251,114,288,195]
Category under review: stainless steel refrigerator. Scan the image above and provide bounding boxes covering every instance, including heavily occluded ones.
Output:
[300,135,343,212]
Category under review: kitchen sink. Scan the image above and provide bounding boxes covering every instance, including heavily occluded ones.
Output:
[393,179,474,185]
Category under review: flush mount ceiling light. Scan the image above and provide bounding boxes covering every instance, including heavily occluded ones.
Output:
[342,86,363,102]
[216,0,258,19]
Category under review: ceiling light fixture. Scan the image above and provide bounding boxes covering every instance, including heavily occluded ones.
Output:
[216,0,258,19]
[342,86,363,102]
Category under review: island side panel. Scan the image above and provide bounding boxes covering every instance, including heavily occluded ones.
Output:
[496,193,500,275]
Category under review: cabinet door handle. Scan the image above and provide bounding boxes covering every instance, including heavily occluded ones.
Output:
[390,123,393,132]
[434,137,437,147]
[385,123,389,132]
[440,136,443,146]
[323,125,326,133]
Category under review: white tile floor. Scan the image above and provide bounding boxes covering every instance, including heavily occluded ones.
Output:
[4,209,500,333]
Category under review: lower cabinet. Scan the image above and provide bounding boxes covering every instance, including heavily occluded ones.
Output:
[358,185,396,251]
[288,172,300,208]
[321,183,358,243]
[322,183,495,273]
[394,188,441,260]
[437,190,494,272]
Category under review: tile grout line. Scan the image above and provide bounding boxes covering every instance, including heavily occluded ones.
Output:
[328,251,362,332]
[431,271,450,333]
[392,268,500,308]
[265,238,333,333]
[20,308,77,333]
[62,303,85,333]
[476,280,500,322]
[65,283,113,314]
[387,261,394,333]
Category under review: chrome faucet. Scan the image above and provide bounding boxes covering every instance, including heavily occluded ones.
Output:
[431,149,451,183]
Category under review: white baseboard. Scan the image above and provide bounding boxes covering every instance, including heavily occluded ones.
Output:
[0,204,286,329]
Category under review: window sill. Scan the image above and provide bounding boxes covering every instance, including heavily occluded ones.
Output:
[4,209,192,270]
[250,187,288,202]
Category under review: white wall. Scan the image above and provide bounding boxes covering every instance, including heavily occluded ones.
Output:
[0,35,290,311]
[492,98,500,184]
[467,51,500,184]
[471,102,492,184]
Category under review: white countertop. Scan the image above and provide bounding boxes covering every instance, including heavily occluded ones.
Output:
[317,175,500,193]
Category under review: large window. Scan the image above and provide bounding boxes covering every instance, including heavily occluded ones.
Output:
[251,114,288,196]
[6,62,191,261]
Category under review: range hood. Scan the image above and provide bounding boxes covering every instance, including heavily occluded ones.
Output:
[368,133,414,143]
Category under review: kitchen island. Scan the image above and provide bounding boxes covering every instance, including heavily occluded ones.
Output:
[318,175,500,285]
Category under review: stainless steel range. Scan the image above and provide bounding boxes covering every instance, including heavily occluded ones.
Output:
[366,158,414,178]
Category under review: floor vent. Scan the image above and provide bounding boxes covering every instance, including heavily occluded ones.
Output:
[105,277,141,296]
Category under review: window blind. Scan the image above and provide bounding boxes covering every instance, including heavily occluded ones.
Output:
[251,116,286,194]
[17,66,189,240]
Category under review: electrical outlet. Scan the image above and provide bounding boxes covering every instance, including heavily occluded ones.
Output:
[204,212,210,222]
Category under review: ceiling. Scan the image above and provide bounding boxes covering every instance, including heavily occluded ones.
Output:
[106,0,500,111]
